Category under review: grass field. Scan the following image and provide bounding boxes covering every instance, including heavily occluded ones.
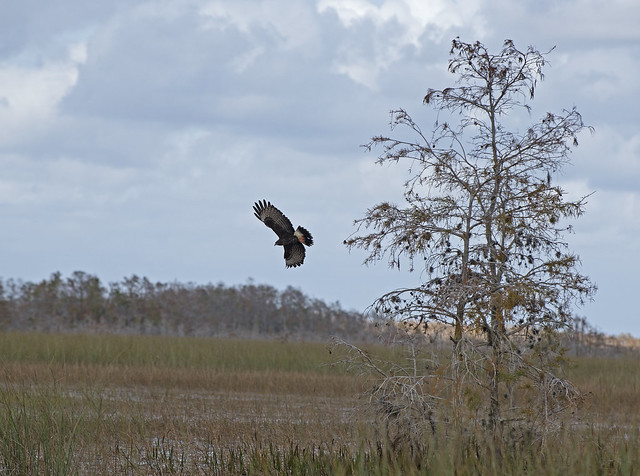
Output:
[0,331,638,474]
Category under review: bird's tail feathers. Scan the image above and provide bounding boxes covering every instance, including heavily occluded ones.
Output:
[294,226,314,247]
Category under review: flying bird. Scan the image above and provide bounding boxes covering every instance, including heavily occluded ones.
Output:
[253,200,314,268]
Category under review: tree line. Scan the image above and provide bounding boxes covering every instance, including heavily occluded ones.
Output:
[0,271,370,341]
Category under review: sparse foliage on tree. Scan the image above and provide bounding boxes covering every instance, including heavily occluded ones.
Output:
[344,38,596,437]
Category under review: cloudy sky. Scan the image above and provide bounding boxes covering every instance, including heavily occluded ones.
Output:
[1,0,638,335]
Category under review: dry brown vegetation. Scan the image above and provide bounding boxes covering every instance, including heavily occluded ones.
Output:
[0,332,370,474]
[0,331,639,475]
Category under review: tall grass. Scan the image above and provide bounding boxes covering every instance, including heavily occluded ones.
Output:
[0,332,341,372]
[0,383,82,475]
[0,331,638,474]
[566,355,640,422]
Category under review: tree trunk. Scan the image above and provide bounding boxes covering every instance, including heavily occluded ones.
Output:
[487,306,504,431]
[488,343,501,431]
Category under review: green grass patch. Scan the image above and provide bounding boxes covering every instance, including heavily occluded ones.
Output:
[0,384,83,475]
[0,332,344,373]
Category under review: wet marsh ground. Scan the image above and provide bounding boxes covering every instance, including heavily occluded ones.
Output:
[0,332,639,474]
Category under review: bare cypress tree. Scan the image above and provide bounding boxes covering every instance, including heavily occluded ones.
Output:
[344,39,596,434]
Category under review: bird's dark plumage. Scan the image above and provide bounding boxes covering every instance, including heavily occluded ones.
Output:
[253,200,313,268]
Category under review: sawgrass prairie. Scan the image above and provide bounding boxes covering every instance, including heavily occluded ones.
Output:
[0,332,638,475]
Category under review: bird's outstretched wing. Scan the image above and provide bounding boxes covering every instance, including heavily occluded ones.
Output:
[284,242,306,268]
[253,200,295,239]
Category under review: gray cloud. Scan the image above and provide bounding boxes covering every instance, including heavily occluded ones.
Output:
[0,0,638,335]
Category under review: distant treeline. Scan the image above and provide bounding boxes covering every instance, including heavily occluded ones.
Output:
[0,271,370,341]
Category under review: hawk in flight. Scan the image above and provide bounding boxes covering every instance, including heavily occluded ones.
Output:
[253,199,314,268]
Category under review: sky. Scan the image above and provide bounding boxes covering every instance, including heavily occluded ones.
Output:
[0,0,638,335]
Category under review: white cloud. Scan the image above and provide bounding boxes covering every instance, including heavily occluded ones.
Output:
[0,44,85,146]
[0,153,142,208]
[561,178,640,273]
[565,126,640,193]
[552,0,640,41]
[479,0,640,45]
[319,0,485,43]
[553,47,640,111]
[318,0,486,88]
[199,0,321,52]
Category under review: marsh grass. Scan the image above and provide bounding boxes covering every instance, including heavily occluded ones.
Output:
[0,332,344,372]
[566,356,640,422]
[0,382,82,475]
[0,331,638,474]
